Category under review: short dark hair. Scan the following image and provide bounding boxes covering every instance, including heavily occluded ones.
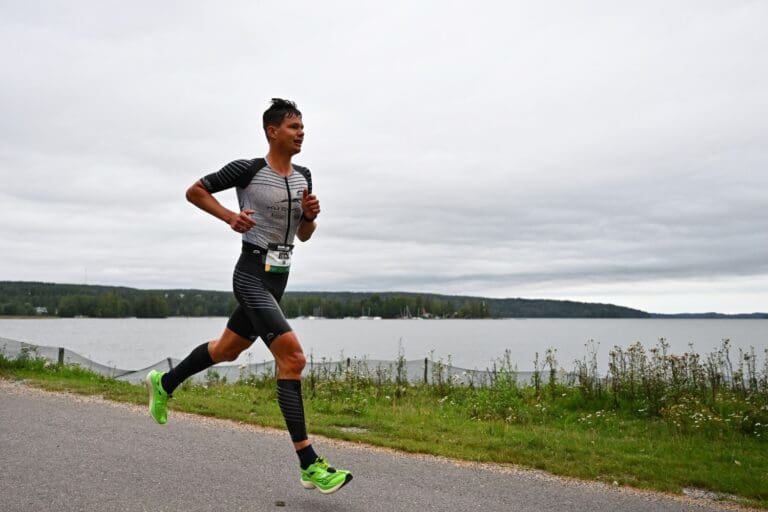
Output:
[263,98,301,135]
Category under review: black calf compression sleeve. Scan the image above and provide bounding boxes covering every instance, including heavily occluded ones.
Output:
[161,342,214,395]
[277,379,308,442]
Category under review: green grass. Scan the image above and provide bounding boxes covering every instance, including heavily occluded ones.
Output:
[2,355,767,509]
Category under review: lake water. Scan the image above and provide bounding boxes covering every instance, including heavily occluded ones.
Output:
[0,317,765,372]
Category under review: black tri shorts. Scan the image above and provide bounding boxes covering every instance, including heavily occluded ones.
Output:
[226,245,292,347]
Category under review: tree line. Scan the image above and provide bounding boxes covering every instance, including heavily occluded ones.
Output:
[0,282,236,318]
[0,281,651,319]
[0,283,488,319]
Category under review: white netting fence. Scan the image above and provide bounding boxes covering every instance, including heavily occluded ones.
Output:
[0,337,539,387]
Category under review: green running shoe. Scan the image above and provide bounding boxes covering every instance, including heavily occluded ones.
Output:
[145,370,169,425]
[300,456,353,494]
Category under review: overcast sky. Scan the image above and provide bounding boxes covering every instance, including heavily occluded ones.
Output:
[1,1,766,314]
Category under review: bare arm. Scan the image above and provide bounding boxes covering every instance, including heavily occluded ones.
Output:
[186,180,256,233]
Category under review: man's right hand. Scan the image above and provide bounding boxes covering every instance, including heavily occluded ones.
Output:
[229,209,256,233]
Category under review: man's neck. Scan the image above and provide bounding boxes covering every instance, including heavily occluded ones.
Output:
[266,150,293,175]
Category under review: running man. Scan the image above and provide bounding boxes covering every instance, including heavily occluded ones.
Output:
[146,99,352,494]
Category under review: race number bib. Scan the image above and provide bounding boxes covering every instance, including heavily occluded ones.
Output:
[265,244,293,273]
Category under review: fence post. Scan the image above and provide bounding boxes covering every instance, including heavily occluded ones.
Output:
[346,357,351,369]
[167,357,174,370]
[424,357,428,384]
[58,347,64,365]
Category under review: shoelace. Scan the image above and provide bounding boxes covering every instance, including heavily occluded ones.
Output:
[314,457,336,473]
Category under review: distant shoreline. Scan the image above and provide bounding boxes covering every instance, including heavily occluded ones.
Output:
[1,315,765,320]
[2,281,766,319]
[650,313,768,319]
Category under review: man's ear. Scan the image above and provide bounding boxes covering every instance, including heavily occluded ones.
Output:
[266,124,277,140]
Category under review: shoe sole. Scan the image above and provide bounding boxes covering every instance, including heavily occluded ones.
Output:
[301,473,353,494]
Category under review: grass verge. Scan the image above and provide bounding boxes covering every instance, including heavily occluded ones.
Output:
[1,354,766,509]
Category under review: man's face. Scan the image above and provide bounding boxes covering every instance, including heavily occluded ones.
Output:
[269,114,304,155]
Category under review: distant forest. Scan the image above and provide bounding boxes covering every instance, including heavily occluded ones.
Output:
[0,281,653,319]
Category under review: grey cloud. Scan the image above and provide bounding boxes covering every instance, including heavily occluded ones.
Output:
[1,1,766,313]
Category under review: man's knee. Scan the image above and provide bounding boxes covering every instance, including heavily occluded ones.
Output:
[270,331,306,378]
[280,350,306,374]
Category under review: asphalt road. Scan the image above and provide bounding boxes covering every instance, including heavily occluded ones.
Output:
[0,380,747,512]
